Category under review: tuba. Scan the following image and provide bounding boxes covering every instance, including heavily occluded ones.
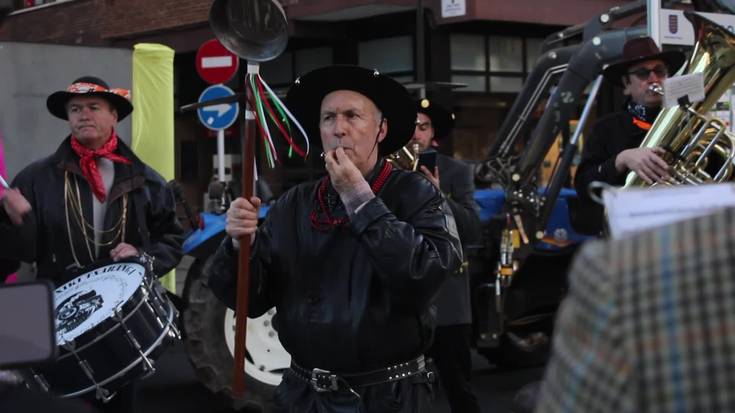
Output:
[387,143,421,171]
[624,13,735,187]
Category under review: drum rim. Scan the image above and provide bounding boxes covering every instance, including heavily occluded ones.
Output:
[56,281,171,359]
[55,261,148,344]
[33,308,176,398]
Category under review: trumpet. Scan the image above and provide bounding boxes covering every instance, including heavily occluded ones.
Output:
[387,143,421,171]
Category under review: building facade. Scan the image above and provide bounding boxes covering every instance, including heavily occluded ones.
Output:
[1,0,635,206]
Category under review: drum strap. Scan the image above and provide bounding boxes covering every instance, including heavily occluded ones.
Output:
[132,190,159,275]
[132,190,152,252]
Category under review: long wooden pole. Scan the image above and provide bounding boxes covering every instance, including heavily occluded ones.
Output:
[232,63,258,398]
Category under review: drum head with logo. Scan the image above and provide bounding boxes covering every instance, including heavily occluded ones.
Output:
[54,262,145,345]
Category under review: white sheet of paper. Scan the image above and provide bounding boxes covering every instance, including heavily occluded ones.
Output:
[663,73,705,108]
[603,183,735,239]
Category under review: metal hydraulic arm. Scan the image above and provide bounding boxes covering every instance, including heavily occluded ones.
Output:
[492,26,647,302]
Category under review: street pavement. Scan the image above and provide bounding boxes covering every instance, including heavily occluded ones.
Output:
[139,341,545,413]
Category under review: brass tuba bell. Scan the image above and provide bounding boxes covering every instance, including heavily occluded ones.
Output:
[624,13,735,187]
[387,143,421,171]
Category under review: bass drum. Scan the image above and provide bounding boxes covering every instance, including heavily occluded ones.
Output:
[30,260,180,401]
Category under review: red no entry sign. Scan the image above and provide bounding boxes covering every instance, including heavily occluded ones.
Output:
[196,39,239,85]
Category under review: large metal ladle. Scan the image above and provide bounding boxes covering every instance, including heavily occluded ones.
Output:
[208,0,288,398]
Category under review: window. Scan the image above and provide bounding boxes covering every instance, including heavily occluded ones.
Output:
[258,46,334,87]
[526,38,545,68]
[359,36,413,78]
[450,34,486,71]
[450,34,545,94]
[295,47,332,78]
[260,52,294,85]
[489,36,523,72]
[451,75,486,93]
[490,76,523,93]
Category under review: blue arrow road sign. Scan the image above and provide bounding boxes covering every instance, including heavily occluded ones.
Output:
[197,84,239,131]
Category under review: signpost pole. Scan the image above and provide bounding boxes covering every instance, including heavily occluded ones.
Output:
[217,128,226,182]
[195,84,239,214]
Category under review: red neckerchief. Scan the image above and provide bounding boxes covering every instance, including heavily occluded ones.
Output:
[632,117,652,131]
[70,132,131,202]
[310,161,393,231]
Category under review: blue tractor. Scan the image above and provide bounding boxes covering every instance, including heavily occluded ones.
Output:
[170,181,287,412]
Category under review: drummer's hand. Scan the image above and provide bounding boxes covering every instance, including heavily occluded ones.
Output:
[226,196,261,241]
[2,188,32,226]
[110,242,140,261]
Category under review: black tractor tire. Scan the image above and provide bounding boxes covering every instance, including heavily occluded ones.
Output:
[183,256,278,412]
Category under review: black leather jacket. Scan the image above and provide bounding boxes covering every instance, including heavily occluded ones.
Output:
[572,111,649,234]
[0,136,183,285]
[209,160,463,373]
[574,111,648,201]
[433,153,480,326]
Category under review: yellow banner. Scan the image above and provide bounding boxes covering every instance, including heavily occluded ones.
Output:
[131,43,177,293]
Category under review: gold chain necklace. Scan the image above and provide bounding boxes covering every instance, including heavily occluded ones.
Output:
[64,171,128,266]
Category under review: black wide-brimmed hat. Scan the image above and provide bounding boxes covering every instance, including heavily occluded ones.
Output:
[416,98,455,140]
[603,37,686,87]
[47,76,133,120]
[286,65,416,156]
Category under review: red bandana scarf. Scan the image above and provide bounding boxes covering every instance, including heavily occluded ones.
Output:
[70,132,131,202]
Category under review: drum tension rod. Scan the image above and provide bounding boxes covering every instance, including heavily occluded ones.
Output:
[113,308,156,374]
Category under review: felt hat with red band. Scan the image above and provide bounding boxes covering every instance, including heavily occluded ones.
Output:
[47,76,133,120]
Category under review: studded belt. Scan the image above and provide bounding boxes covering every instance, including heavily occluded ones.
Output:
[289,355,427,392]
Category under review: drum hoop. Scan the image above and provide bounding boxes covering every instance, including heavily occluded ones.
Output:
[55,261,149,342]
[38,309,175,398]
[56,283,170,358]
[55,260,152,346]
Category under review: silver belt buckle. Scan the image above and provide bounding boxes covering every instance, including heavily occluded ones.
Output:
[310,368,339,392]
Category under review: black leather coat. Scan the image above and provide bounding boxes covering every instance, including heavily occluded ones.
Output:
[574,111,648,200]
[433,154,480,326]
[0,137,183,285]
[572,111,649,235]
[209,160,463,373]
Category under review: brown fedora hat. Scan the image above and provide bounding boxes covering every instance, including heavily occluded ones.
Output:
[602,37,686,87]
[47,76,133,120]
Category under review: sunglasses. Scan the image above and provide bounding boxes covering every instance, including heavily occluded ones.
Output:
[627,65,668,80]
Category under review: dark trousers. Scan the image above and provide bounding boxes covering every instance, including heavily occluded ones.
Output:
[428,324,482,413]
[274,368,435,413]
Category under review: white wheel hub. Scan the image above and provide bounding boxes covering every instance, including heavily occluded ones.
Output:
[223,307,291,386]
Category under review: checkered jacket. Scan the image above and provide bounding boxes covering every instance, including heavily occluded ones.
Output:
[535,207,735,413]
